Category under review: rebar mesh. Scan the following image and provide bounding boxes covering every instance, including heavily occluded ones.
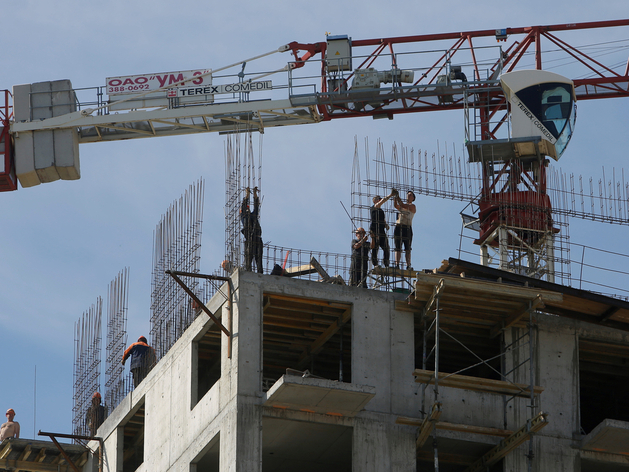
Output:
[225,131,262,270]
[72,298,102,440]
[150,179,205,361]
[105,268,130,414]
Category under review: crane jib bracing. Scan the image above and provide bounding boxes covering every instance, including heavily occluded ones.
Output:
[1,19,628,192]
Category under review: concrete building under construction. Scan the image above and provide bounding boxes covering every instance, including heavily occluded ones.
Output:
[69,260,628,472]
[3,20,629,472]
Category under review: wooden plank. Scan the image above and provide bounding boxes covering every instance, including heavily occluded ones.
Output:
[437,421,512,438]
[297,307,352,368]
[416,402,442,448]
[309,257,330,281]
[415,273,563,303]
[397,417,513,438]
[17,444,32,461]
[3,459,75,472]
[0,442,12,459]
[264,293,351,309]
[394,300,419,313]
[413,369,544,397]
[283,264,317,277]
[34,447,46,462]
[490,295,544,339]
[77,451,89,466]
[465,412,548,472]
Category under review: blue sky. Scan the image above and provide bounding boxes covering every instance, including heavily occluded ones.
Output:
[2,1,628,438]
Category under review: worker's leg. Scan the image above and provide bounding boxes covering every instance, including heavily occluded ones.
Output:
[381,235,390,267]
[370,232,378,266]
[244,240,253,271]
[254,238,263,274]
[405,227,413,269]
[393,226,402,268]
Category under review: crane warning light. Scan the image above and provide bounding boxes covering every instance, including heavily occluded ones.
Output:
[495,29,508,42]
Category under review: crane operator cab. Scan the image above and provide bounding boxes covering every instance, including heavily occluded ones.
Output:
[500,69,576,160]
[465,70,577,278]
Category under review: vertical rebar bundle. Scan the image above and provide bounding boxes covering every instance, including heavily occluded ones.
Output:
[150,179,205,361]
[105,268,130,414]
[72,298,103,439]
[224,132,262,270]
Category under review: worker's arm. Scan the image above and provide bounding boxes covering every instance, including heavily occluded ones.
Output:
[352,234,368,249]
[122,343,135,365]
[393,196,402,210]
[241,189,250,214]
[15,422,20,439]
[373,189,396,209]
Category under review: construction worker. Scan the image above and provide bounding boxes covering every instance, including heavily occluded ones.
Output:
[0,409,20,441]
[85,392,106,436]
[370,189,397,267]
[393,190,417,271]
[240,187,263,273]
[350,227,370,287]
[122,336,157,388]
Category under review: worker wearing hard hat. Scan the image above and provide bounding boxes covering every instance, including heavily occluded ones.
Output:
[122,336,157,388]
[85,392,107,437]
[350,227,370,287]
[240,187,263,274]
[0,408,20,441]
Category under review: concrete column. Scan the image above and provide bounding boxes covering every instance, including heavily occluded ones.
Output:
[220,272,263,472]
[353,416,416,472]
[504,319,580,471]
[351,292,416,470]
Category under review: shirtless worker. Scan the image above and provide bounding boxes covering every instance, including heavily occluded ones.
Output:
[393,190,417,271]
[0,409,20,441]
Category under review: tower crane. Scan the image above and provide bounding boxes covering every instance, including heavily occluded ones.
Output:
[1,19,628,281]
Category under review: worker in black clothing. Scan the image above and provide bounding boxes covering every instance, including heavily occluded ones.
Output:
[240,187,263,273]
[370,189,397,267]
[350,227,370,287]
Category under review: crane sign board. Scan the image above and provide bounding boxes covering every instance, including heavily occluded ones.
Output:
[106,69,213,96]
[171,81,272,97]
[106,69,273,111]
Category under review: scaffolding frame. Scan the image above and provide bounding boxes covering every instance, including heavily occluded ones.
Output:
[416,278,546,471]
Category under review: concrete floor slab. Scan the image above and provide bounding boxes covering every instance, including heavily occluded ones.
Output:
[264,375,375,417]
